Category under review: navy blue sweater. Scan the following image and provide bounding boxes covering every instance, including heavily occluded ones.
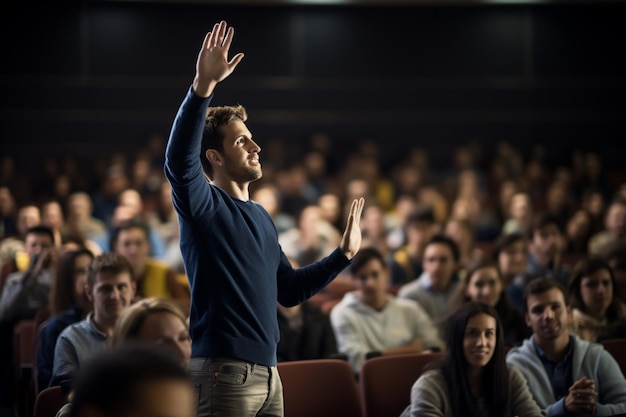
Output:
[164,87,350,366]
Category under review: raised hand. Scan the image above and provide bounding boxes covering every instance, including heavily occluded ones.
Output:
[340,197,365,260]
[193,20,245,97]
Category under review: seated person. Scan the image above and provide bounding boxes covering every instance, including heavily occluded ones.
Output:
[448,259,530,347]
[506,277,626,417]
[330,247,444,375]
[400,301,543,417]
[567,257,626,343]
[397,234,463,333]
[49,252,136,387]
[277,300,338,362]
[63,345,194,417]
[110,218,189,314]
[37,248,94,393]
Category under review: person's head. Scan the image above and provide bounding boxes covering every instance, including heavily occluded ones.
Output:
[23,225,55,257]
[67,345,195,417]
[565,209,593,244]
[492,232,528,283]
[523,277,569,345]
[404,206,436,251]
[443,218,475,262]
[110,297,191,368]
[117,188,143,217]
[442,301,509,417]
[110,219,151,267]
[41,200,64,231]
[527,212,562,260]
[463,259,502,308]
[568,257,622,321]
[86,252,136,327]
[422,234,460,293]
[16,204,41,236]
[50,248,94,315]
[66,192,93,221]
[508,191,532,222]
[348,247,389,310]
[200,105,261,183]
[604,198,626,237]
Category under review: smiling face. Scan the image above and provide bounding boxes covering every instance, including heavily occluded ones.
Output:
[212,120,262,183]
[525,287,569,343]
[88,271,136,325]
[463,313,496,371]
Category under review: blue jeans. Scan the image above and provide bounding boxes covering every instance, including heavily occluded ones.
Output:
[189,357,283,417]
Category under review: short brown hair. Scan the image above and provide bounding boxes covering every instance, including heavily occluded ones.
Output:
[87,252,135,288]
[201,105,248,179]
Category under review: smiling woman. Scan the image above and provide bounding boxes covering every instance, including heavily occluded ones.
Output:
[400,301,544,417]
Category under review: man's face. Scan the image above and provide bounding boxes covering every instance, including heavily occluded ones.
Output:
[422,242,456,292]
[531,224,560,259]
[525,287,569,344]
[214,121,262,183]
[114,227,150,267]
[87,271,136,323]
[17,206,40,235]
[497,240,528,277]
[351,258,389,308]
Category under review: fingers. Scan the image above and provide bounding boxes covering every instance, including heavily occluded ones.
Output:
[352,197,365,221]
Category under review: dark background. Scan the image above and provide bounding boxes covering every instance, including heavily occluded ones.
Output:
[1,0,625,172]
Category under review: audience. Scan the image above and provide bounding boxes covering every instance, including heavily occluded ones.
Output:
[397,234,462,333]
[277,300,338,362]
[65,345,195,417]
[506,277,626,416]
[567,257,626,343]
[400,301,543,417]
[449,259,530,347]
[49,252,136,387]
[109,218,190,313]
[109,297,191,368]
[37,248,94,393]
[330,247,443,375]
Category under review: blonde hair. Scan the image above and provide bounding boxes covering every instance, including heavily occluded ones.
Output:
[110,297,189,348]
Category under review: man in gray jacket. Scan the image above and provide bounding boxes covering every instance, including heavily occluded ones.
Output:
[506,277,626,416]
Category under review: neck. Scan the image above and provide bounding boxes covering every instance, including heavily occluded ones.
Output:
[91,314,115,336]
[213,178,250,201]
[535,333,570,362]
[364,294,387,312]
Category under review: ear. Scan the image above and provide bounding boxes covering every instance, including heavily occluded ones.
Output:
[130,281,137,297]
[205,149,223,167]
[85,285,94,303]
[524,312,531,328]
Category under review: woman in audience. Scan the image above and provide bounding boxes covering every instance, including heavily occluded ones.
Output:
[109,297,191,368]
[449,259,529,347]
[400,301,543,417]
[568,257,626,343]
[37,247,94,392]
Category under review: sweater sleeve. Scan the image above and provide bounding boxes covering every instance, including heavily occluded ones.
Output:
[594,349,626,416]
[408,371,448,417]
[329,303,369,373]
[509,366,546,417]
[164,86,214,220]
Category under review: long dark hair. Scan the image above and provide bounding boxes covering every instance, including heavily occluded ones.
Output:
[569,256,625,321]
[50,248,94,315]
[438,301,510,417]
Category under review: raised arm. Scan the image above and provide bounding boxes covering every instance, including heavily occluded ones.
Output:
[193,20,244,98]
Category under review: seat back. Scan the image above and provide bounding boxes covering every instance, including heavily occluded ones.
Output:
[600,338,626,376]
[278,359,362,417]
[359,352,444,417]
[33,385,68,417]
